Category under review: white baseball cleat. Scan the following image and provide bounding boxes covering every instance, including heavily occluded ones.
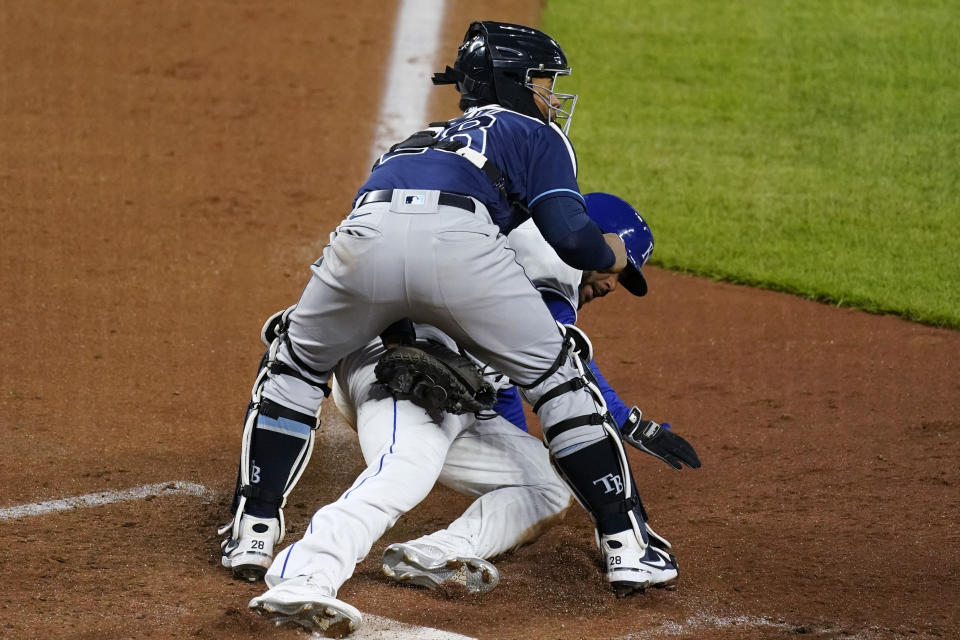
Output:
[382,541,500,594]
[639,545,679,589]
[220,514,280,582]
[249,576,361,638]
[600,528,679,598]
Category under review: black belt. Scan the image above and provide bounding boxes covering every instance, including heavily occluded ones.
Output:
[356,189,476,213]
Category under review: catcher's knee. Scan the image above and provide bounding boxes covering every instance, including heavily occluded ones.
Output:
[523,369,605,455]
[522,324,618,455]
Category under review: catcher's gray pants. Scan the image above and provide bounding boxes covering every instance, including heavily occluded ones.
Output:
[262,190,606,454]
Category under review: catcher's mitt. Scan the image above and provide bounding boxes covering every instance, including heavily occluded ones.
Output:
[374,341,496,415]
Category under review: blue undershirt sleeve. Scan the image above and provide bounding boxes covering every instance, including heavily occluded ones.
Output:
[542,292,577,325]
[531,195,616,271]
[492,387,527,431]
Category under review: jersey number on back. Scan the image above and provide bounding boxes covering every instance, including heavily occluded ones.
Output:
[441,113,497,156]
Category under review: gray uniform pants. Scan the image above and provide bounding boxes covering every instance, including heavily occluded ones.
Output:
[262,189,605,454]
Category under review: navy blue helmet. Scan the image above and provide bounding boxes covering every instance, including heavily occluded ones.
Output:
[583,192,654,296]
[433,21,578,133]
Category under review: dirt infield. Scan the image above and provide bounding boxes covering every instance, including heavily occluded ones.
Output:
[1,2,957,639]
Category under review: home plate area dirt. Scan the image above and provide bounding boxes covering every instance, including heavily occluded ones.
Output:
[1,1,957,639]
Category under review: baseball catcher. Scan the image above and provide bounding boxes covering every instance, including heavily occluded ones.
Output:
[223,21,682,635]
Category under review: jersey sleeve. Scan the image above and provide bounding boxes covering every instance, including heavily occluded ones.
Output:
[524,123,581,209]
[522,125,615,270]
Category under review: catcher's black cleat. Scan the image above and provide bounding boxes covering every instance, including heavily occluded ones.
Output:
[374,342,495,415]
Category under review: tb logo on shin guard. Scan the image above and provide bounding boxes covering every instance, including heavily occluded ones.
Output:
[251,462,262,484]
[593,473,623,494]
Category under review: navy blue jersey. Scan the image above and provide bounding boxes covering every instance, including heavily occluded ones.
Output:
[358,106,581,235]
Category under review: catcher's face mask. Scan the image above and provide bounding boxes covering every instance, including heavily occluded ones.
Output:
[526,68,578,134]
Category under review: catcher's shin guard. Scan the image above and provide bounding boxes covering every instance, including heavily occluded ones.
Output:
[550,419,677,596]
[531,333,677,596]
[222,306,322,580]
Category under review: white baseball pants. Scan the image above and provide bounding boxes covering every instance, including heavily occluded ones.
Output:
[264,334,572,592]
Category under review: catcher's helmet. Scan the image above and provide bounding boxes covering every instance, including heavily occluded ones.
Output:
[583,192,654,296]
[432,21,578,133]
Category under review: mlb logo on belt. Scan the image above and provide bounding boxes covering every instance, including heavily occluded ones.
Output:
[404,195,425,205]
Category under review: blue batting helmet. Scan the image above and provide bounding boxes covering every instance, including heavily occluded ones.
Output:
[583,192,654,296]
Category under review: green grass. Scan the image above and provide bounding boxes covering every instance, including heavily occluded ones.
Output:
[544,0,960,327]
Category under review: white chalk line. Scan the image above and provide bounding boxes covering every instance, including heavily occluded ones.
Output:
[615,614,791,639]
[319,614,476,640]
[368,0,447,163]
[354,3,473,638]
[0,480,215,521]
[615,612,934,639]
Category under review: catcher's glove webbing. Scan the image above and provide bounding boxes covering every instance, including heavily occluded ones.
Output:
[374,342,496,415]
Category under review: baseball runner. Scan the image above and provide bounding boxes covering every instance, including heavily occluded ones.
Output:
[244,325,576,635]
[379,193,702,595]
[220,21,683,633]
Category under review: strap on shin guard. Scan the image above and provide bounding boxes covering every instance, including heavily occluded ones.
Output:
[229,311,321,545]
[232,397,317,545]
[540,340,648,543]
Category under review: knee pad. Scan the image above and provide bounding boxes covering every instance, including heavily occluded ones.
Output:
[261,304,296,347]
[522,330,609,454]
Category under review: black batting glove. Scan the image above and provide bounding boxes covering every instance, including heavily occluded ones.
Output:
[621,407,701,470]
